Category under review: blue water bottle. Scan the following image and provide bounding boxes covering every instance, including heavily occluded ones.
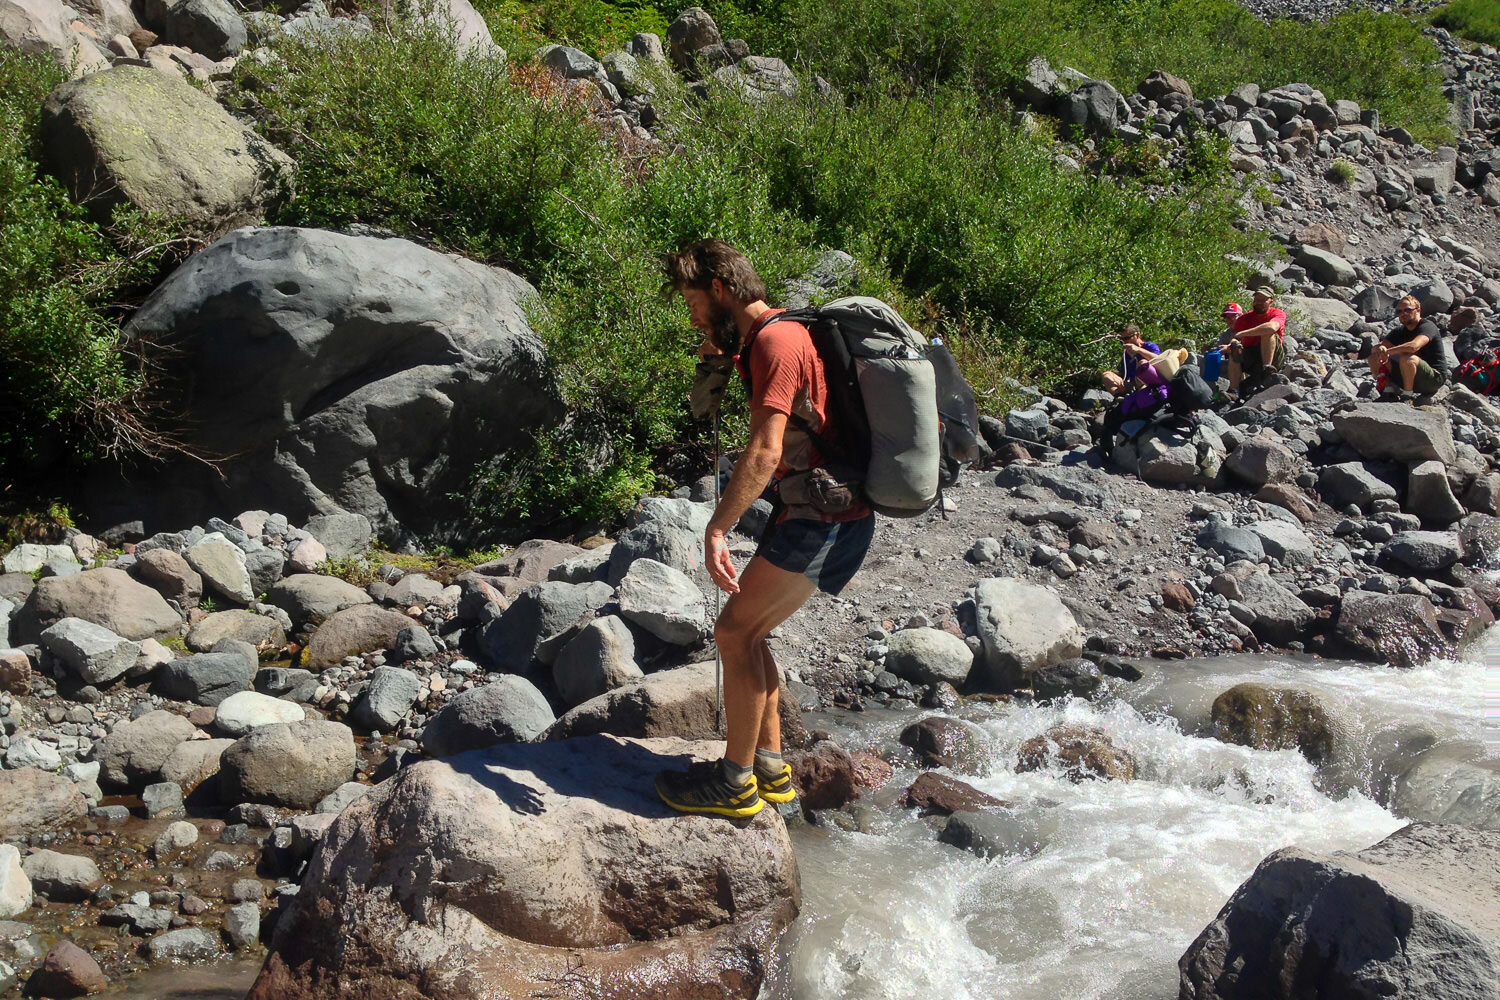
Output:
[1202,349,1223,382]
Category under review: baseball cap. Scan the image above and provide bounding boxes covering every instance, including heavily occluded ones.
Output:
[1251,284,1275,298]
[1221,302,1243,317]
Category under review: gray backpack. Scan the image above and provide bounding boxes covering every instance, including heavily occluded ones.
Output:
[759,296,943,517]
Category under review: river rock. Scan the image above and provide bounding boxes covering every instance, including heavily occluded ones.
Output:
[219,720,356,809]
[133,548,203,607]
[1247,520,1315,567]
[21,851,101,903]
[1381,530,1462,574]
[147,927,221,963]
[186,610,283,652]
[264,574,371,630]
[1030,657,1103,701]
[420,675,554,757]
[39,617,139,686]
[41,66,291,228]
[785,741,857,810]
[162,0,244,58]
[350,666,422,732]
[1334,590,1449,668]
[93,709,196,789]
[114,227,564,544]
[884,627,974,686]
[480,580,613,671]
[1016,723,1135,781]
[1318,461,1398,512]
[1332,403,1457,465]
[158,737,235,794]
[1178,823,1500,1000]
[552,615,641,707]
[1225,436,1299,486]
[899,716,990,775]
[1236,572,1316,646]
[25,940,107,998]
[902,772,1005,816]
[185,534,255,605]
[1392,745,1500,829]
[1211,683,1335,763]
[305,605,417,670]
[616,558,705,645]
[971,578,1084,689]
[13,567,180,642]
[154,650,255,706]
[1408,460,1466,526]
[0,769,87,838]
[245,734,798,1000]
[0,847,31,919]
[1460,514,1500,566]
[214,691,305,737]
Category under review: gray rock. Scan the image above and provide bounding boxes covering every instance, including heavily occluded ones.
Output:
[993,464,1116,507]
[1319,462,1398,512]
[163,0,245,58]
[938,808,1044,860]
[1293,245,1356,286]
[0,0,111,76]
[1281,294,1359,336]
[304,604,417,670]
[1064,79,1125,137]
[152,819,197,858]
[243,546,284,597]
[390,624,437,664]
[12,567,180,643]
[219,719,356,810]
[1382,531,1463,573]
[1248,520,1315,567]
[39,617,139,685]
[351,666,422,732]
[117,228,563,544]
[884,627,974,686]
[666,4,720,71]
[616,558,704,645]
[1197,522,1265,563]
[479,580,613,671]
[100,902,170,933]
[214,690,304,736]
[314,781,369,815]
[147,927,221,963]
[1178,823,1500,1000]
[1031,658,1103,701]
[302,513,372,561]
[607,520,703,584]
[552,615,641,707]
[626,31,665,64]
[0,844,31,919]
[1335,590,1449,668]
[224,901,260,950]
[264,574,372,630]
[538,43,603,81]
[158,737,235,794]
[387,574,445,608]
[4,737,60,771]
[94,710,197,789]
[1237,572,1315,646]
[186,610,284,652]
[1225,436,1299,486]
[141,781,185,819]
[155,651,255,706]
[971,578,1084,689]
[1332,403,1457,465]
[1408,460,1465,526]
[420,676,554,756]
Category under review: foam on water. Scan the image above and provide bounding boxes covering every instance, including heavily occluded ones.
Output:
[773,652,1492,1000]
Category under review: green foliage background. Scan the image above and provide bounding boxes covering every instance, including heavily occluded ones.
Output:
[1433,0,1500,47]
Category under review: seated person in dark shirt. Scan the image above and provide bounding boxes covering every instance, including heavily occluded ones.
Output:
[1100,324,1160,396]
[1368,295,1450,395]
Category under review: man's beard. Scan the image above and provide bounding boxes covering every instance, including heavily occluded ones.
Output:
[709,302,740,355]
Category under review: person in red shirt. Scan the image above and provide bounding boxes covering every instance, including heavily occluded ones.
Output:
[1224,285,1288,394]
[655,239,875,819]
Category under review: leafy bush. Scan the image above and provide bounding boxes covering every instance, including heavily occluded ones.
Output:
[1433,0,1500,46]
[1327,157,1359,184]
[0,49,178,488]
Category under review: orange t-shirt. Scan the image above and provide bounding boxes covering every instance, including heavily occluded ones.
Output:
[741,310,870,522]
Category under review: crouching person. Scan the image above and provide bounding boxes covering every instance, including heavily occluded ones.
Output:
[1369,295,1451,395]
[1101,324,1161,396]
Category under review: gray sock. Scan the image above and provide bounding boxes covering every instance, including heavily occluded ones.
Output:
[754,748,784,774]
[720,758,753,786]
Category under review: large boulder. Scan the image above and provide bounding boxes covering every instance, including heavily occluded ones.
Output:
[1318,461,1397,512]
[1392,744,1500,830]
[41,66,291,228]
[552,615,641,707]
[666,4,720,72]
[1333,590,1450,668]
[39,617,139,685]
[1281,294,1359,336]
[163,0,245,58]
[218,719,356,809]
[1247,520,1315,568]
[377,0,498,56]
[1381,530,1463,574]
[185,609,284,652]
[1016,723,1135,782]
[712,55,798,104]
[0,0,110,77]
[479,580,613,671]
[1225,436,1299,487]
[1236,572,1316,646]
[616,558,705,645]
[305,605,418,670]
[0,768,87,838]
[214,690,306,737]
[154,650,255,705]
[264,574,372,630]
[1211,683,1336,763]
[420,675,554,757]
[884,627,974,686]
[245,735,799,1000]
[133,547,203,607]
[971,578,1083,689]
[93,709,197,789]
[1178,823,1500,1000]
[1409,460,1466,526]
[110,227,565,544]
[13,567,180,642]
[1332,403,1457,465]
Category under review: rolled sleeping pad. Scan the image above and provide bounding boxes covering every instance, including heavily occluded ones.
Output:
[857,353,941,516]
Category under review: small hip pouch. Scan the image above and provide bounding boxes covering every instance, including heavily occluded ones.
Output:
[778,467,862,514]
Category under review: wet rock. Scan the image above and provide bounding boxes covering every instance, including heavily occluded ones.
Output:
[616,559,705,645]
[901,772,1005,816]
[1333,590,1449,669]
[147,927,221,963]
[1332,403,1457,465]
[785,741,857,810]
[420,675,554,757]
[1211,684,1334,763]
[1178,823,1500,1000]
[305,605,417,670]
[884,627,974,686]
[25,940,106,997]
[224,901,260,950]
[899,716,990,775]
[141,781,185,819]
[94,710,196,789]
[152,820,197,859]
[21,851,100,903]
[849,751,894,792]
[1392,745,1500,829]
[245,735,797,1000]
[938,808,1043,860]
[971,578,1084,689]
[350,666,422,733]
[1016,724,1135,781]
[552,615,641,707]
[1030,658,1103,702]
[219,720,357,809]
[1459,514,1500,567]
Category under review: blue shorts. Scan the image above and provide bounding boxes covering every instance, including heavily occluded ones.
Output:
[757,514,875,595]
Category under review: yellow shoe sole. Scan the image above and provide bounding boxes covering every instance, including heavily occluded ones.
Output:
[655,774,765,818]
[756,768,798,804]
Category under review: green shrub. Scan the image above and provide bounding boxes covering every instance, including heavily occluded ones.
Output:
[1433,0,1500,46]
[1327,157,1359,184]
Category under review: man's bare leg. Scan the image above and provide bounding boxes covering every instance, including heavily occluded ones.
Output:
[1395,354,1418,391]
[715,556,815,768]
[1259,334,1276,367]
[755,639,781,753]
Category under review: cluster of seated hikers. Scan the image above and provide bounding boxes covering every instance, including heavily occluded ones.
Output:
[1096,283,1461,458]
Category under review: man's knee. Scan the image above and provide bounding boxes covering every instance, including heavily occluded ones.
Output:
[714,613,761,653]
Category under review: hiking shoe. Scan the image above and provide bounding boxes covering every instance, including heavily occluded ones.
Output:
[755,761,797,804]
[655,760,763,818]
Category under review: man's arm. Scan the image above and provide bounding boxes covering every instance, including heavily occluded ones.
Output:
[705,405,786,593]
[1231,319,1281,340]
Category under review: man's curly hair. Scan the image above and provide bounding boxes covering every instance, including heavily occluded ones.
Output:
[661,238,767,303]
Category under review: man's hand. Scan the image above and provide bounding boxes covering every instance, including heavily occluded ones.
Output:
[705,527,739,594]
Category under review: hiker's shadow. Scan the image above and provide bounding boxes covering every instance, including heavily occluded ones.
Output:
[446,735,710,821]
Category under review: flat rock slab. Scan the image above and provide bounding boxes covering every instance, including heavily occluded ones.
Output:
[246,735,799,1000]
[1332,402,1456,465]
[1179,822,1500,1000]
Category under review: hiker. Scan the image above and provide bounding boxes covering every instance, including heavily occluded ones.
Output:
[1101,324,1162,396]
[1099,350,1172,456]
[1216,302,1243,348]
[1369,295,1451,395]
[1223,286,1287,393]
[657,239,875,819]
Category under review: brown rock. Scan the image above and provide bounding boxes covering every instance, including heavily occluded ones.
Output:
[13,567,181,642]
[1451,305,1481,335]
[995,442,1032,465]
[26,940,106,997]
[1254,483,1318,523]
[1016,723,1135,781]
[0,649,31,695]
[848,751,894,791]
[128,27,157,50]
[471,539,585,584]
[1333,590,1450,668]
[1068,519,1117,549]
[0,769,88,838]
[786,741,857,810]
[304,605,417,669]
[901,772,1005,816]
[133,548,203,608]
[898,716,989,774]
[1211,683,1335,763]
[1160,583,1195,612]
[1296,222,1346,255]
